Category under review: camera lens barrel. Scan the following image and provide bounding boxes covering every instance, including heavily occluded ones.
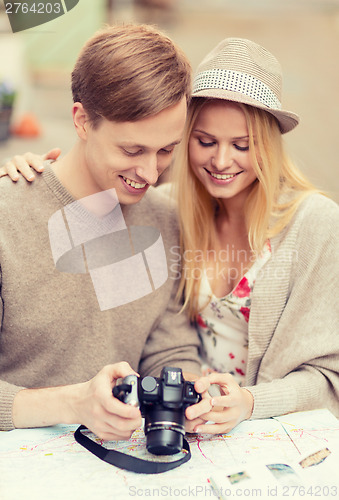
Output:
[144,408,185,455]
[114,367,201,456]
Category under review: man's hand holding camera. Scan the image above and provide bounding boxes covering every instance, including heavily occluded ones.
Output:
[13,362,142,441]
[71,362,142,441]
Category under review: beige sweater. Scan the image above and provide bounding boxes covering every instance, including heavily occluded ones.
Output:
[0,166,201,431]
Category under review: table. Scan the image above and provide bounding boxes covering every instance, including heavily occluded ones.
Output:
[1,409,339,500]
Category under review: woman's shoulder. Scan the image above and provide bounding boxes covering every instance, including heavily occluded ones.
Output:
[271,192,338,254]
[295,192,339,228]
[299,192,338,211]
[290,193,339,255]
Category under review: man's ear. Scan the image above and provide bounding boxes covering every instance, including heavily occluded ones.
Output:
[72,102,90,140]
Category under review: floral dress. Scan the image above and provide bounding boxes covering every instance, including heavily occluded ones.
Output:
[196,241,271,386]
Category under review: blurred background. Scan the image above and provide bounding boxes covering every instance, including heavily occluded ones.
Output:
[0,0,338,201]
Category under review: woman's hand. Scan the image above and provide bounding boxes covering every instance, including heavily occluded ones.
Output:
[185,372,254,435]
[0,148,61,182]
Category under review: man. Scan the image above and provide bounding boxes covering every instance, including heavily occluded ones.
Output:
[0,24,201,440]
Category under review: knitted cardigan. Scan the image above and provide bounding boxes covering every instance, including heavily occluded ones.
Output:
[245,193,339,419]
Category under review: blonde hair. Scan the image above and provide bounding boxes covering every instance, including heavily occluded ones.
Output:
[72,24,191,128]
[171,98,318,319]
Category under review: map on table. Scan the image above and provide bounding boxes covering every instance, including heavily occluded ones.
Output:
[1,409,339,499]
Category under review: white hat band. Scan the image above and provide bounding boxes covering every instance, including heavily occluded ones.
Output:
[193,69,282,110]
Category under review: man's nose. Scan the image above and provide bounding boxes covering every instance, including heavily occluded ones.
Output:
[135,154,159,185]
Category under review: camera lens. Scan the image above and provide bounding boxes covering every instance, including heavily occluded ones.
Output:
[144,408,185,455]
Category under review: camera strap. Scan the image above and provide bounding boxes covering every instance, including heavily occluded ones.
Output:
[74,425,192,474]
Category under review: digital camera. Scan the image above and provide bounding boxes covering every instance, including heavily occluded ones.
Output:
[113,366,201,455]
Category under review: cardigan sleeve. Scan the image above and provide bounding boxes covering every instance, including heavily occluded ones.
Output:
[136,184,202,378]
[138,287,202,378]
[246,194,339,419]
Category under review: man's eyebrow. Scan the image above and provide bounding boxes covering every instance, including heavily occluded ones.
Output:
[120,138,183,149]
[167,138,183,146]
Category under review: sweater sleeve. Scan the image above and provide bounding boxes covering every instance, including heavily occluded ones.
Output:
[136,186,201,378]
[0,266,25,430]
[0,381,25,431]
[247,194,339,420]
[138,286,202,378]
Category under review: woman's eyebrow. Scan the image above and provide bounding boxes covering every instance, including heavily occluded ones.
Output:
[192,129,216,138]
[192,129,249,141]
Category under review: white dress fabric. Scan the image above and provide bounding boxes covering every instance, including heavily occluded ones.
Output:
[197,241,271,385]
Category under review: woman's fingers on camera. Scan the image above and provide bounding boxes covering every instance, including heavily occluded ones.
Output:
[194,376,211,394]
[194,372,234,397]
[200,408,235,424]
[185,395,212,420]
[185,417,205,433]
[207,371,235,389]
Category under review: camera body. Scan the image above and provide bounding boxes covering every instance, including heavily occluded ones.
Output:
[113,366,201,455]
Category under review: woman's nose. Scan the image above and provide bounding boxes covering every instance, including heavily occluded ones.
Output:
[213,145,233,170]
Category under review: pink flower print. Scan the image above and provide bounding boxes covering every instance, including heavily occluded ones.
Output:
[197,314,207,329]
[240,307,250,323]
[233,277,251,298]
[229,352,235,359]
[236,367,246,377]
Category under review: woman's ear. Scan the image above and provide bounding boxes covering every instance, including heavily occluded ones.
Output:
[72,102,89,140]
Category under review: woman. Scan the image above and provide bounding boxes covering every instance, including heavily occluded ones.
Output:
[174,38,339,434]
[2,38,339,435]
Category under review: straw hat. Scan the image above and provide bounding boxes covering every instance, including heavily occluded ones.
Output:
[192,38,299,134]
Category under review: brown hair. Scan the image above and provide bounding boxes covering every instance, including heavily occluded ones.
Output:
[71,23,192,127]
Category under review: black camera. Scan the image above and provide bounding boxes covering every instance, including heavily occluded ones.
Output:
[113,366,201,455]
